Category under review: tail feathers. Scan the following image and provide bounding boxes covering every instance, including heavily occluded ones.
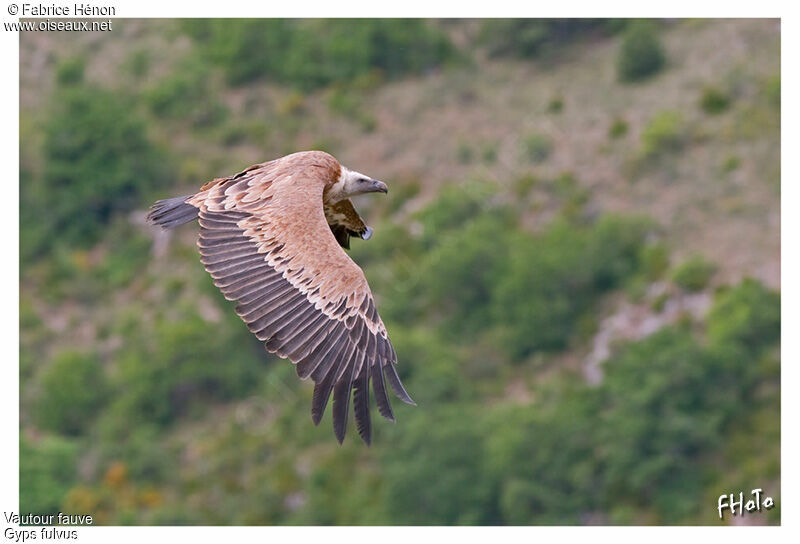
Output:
[147,195,198,229]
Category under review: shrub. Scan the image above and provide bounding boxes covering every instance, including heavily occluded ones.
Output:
[488,389,603,524]
[764,75,780,108]
[22,84,173,260]
[547,96,564,113]
[55,56,85,86]
[522,133,552,163]
[616,20,666,82]
[639,111,686,159]
[608,117,629,139]
[388,326,469,404]
[415,181,498,246]
[512,174,539,197]
[597,327,744,521]
[455,141,474,164]
[699,86,731,114]
[91,221,153,290]
[671,254,716,291]
[419,212,515,337]
[381,407,497,524]
[104,314,262,430]
[124,49,150,78]
[480,19,622,60]
[721,155,741,173]
[638,242,670,280]
[144,60,227,127]
[326,85,360,117]
[706,278,780,353]
[481,141,499,164]
[35,351,107,436]
[492,215,650,358]
[182,19,455,90]
[20,436,79,515]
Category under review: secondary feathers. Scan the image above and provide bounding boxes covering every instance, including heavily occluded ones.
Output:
[147,151,413,444]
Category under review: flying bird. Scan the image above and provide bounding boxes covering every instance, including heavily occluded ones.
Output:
[146,151,414,444]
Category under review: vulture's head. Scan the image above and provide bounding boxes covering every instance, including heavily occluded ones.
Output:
[337,167,389,199]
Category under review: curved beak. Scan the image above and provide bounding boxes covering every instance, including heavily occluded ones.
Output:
[368,179,388,194]
[362,226,374,240]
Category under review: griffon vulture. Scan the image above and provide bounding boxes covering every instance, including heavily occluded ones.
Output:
[147,151,414,444]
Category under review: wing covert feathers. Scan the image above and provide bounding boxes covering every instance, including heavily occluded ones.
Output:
[189,155,412,444]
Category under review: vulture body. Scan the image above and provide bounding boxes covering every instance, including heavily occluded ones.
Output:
[147,151,414,444]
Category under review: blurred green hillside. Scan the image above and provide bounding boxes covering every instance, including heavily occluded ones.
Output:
[19,19,780,525]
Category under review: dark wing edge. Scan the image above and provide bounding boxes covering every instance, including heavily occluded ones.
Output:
[196,208,413,444]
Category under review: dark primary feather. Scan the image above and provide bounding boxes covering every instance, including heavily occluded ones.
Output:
[371,359,394,422]
[385,363,416,406]
[353,357,372,444]
[333,359,357,444]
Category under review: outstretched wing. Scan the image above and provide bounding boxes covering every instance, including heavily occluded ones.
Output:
[187,159,413,444]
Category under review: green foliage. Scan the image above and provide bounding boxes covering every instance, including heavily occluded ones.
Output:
[325,83,378,132]
[326,85,360,117]
[144,62,228,128]
[455,140,474,164]
[492,217,646,357]
[93,231,151,290]
[389,326,469,404]
[486,278,778,524]
[381,407,498,524]
[596,327,743,522]
[651,292,670,312]
[101,313,263,431]
[764,74,780,108]
[20,436,79,514]
[608,117,629,139]
[639,242,670,280]
[706,278,780,353]
[388,185,652,360]
[55,56,85,86]
[671,254,717,291]
[522,133,552,163]
[547,95,564,113]
[382,179,421,215]
[639,111,687,160]
[699,86,731,114]
[481,141,499,164]
[721,155,741,173]
[21,84,173,261]
[487,389,602,524]
[182,19,455,90]
[415,182,497,246]
[480,19,623,60]
[35,351,107,436]
[124,49,151,78]
[493,215,651,358]
[617,20,666,83]
[512,174,539,197]
[419,212,515,338]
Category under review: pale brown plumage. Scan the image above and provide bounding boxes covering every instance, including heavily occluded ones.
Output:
[147,151,414,444]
